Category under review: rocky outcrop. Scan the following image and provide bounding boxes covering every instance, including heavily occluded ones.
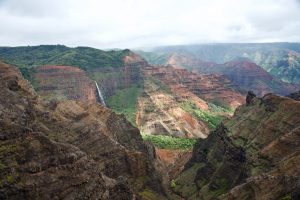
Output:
[173,93,300,200]
[143,65,244,109]
[0,60,166,199]
[156,149,193,180]
[136,65,244,138]
[287,91,300,101]
[246,90,256,105]
[34,65,97,102]
[136,78,210,138]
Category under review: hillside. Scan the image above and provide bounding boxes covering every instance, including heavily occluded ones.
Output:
[0,45,129,79]
[0,45,243,140]
[0,46,147,124]
[172,92,300,199]
[0,60,166,199]
[164,52,299,96]
[138,43,300,85]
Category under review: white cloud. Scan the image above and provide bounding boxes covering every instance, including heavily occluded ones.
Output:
[0,0,299,48]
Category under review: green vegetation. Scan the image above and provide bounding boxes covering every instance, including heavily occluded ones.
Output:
[208,103,233,114]
[281,194,292,200]
[89,71,123,84]
[139,189,161,200]
[182,101,226,129]
[142,134,197,150]
[173,163,205,197]
[170,179,177,189]
[6,175,14,183]
[107,84,142,125]
[148,77,172,94]
[0,45,129,71]
[134,50,169,65]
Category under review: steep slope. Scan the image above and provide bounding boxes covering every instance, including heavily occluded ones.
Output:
[0,60,166,199]
[0,45,243,129]
[136,77,210,138]
[175,54,299,96]
[0,45,244,139]
[221,60,299,96]
[163,52,300,96]
[34,65,97,102]
[0,46,148,124]
[143,65,244,109]
[138,43,300,84]
[136,65,244,139]
[173,92,300,199]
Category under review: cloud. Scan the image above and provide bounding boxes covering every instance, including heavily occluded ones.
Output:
[0,0,299,48]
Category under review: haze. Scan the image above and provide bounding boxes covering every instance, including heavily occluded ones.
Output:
[0,0,300,49]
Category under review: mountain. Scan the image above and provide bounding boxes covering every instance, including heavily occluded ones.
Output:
[172,92,300,199]
[137,43,300,89]
[0,60,166,199]
[164,52,299,96]
[0,45,128,70]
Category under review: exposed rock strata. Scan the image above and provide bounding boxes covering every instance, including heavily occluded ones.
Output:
[143,65,244,108]
[0,61,166,199]
[165,53,300,96]
[34,65,97,102]
[174,93,300,199]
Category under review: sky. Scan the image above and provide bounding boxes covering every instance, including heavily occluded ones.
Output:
[0,0,300,49]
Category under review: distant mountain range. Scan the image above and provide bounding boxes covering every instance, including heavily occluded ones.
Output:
[137,43,300,85]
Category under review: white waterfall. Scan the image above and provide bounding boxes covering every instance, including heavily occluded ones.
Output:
[94,81,106,107]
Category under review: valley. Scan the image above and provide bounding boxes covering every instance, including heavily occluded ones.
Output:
[0,44,299,199]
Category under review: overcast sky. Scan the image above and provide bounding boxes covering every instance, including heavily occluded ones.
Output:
[0,0,300,49]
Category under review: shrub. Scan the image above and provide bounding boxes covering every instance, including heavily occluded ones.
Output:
[142,134,197,150]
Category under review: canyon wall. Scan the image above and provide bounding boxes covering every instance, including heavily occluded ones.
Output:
[165,53,300,96]
[136,65,244,138]
[34,65,97,102]
[173,92,300,199]
[0,60,166,199]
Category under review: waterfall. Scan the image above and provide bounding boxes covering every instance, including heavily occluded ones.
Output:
[94,81,106,107]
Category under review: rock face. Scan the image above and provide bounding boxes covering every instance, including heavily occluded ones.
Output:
[0,60,166,199]
[136,78,210,138]
[136,65,244,138]
[143,65,244,109]
[34,65,97,102]
[173,93,300,200]
[286,90,300,101]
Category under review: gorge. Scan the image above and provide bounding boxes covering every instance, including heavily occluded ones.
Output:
[0,44,299,200]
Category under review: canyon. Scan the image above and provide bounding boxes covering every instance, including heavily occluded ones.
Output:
[138,43,300,95]
[0,44,299,200]
[164,53,299,96]
[2,45,244,139]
